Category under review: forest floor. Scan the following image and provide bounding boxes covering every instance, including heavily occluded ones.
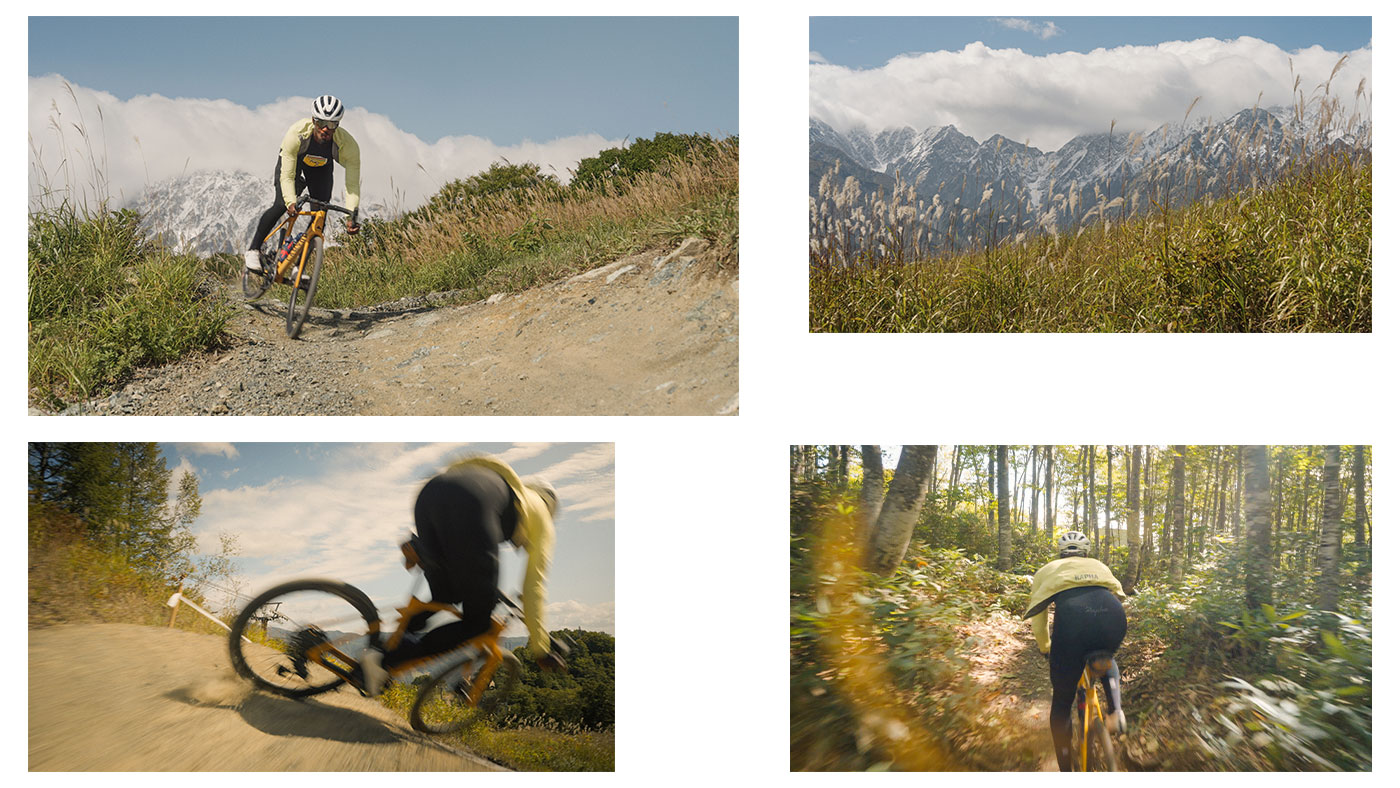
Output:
[955,612,1058,770]
[949,608,1185,771]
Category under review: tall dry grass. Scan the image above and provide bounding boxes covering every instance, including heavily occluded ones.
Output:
[309,139,738,309]
[28,83,229,409]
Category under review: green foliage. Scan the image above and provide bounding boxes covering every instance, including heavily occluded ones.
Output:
[375,632,615,771]
[572,132,733,193]
[415,162,564,221]
[28,205,229,408]
[500,629,615,730]
[1200,608,1371,770]
[791,484,1037,770]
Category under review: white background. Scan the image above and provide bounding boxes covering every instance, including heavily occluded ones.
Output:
[12,0,1393,782]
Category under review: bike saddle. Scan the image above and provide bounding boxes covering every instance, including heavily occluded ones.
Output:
[1084,650,1115,679]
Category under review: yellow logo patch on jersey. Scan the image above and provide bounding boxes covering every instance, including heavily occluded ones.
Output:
[302,154,329,167]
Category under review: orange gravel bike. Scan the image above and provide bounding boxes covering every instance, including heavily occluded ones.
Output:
[241,196,354,338]
[228,577,567,734]
[1070,650,1120,771]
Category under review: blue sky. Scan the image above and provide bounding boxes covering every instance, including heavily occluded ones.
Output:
[810,16,1373,150]
[810,17,1372,69]
[27,16,736,210]
[160,442,615,635]
[30,16,737,143]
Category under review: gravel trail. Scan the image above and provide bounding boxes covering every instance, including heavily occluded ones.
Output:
[34,238,737,416]
[28,623,504,771]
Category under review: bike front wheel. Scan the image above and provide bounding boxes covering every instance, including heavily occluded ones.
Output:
[410,650,522,734]
[228,578,380,698]
[285,236,324,338]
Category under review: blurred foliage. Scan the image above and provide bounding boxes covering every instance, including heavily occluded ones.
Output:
[792,480,1036,770]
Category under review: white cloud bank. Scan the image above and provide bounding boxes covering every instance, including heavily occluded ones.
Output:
[28,75,624,212]
[810,36,1371,151]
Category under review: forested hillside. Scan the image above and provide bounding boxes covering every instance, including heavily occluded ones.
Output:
[791,445,1371,771]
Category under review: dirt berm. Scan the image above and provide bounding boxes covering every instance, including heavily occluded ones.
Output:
[37,237,738,416]
[29,623,505,771]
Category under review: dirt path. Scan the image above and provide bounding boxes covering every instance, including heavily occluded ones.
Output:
[958,612,1060,770]
[29,623,504,771]
[35,238,737,416]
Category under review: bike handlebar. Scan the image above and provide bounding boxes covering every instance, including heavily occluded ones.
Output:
[296,196,357,217]
[493,591,570,658]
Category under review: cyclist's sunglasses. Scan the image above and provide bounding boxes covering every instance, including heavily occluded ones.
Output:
[313,119,339,130]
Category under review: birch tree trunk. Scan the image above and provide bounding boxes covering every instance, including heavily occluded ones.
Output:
[866,446,938,575]
[1125,445,1141,594]
[1029,445,1040,537]
[1087,445,1098,552]
[1353,445,1369,551]
[996,445,1011,571]
[1105,446,1114,555]
[1044,445,1056,534]
[1169,445,1186,582]
[1244,445,1274,611]
[1317,445,1343,615]
[858,446,884,547]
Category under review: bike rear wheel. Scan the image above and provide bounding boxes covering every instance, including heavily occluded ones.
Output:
[1087,718,1118,771]
[285,236,324,338]
[228,578,380,698]
[410,650,522,734]
[242,229,283,300]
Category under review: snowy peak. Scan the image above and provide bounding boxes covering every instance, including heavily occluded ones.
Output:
[126,170,390,257]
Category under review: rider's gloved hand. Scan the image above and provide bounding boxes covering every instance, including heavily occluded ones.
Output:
[345,221,360,235]
[536,653,566,674]
[285,203,298,219]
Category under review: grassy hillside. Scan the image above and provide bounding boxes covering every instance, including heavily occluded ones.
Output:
[216,135,738,310]
[28,502,227,636]
[28,206,230,410]
[31,134,737,409]
[810,156,1370,332]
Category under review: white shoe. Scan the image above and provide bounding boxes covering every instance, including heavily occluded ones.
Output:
[361,648,388,697]
[244,250,263,272]
[1107,709,1127,735]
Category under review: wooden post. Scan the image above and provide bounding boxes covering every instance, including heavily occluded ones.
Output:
[168,582,183,628]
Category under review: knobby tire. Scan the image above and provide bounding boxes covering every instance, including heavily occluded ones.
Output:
[409,650,522,734]
[1088,718,1118,771]
[286,236,324,338]
[228,578,379,698]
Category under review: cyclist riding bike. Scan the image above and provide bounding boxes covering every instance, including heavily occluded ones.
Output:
[355,454,565,697]
[245,94,361,281]
[1023,531,1128,772]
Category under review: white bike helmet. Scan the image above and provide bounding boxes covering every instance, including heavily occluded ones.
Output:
[311,94,345,123]
[1058,530,1091,557]
[522,476,558,516]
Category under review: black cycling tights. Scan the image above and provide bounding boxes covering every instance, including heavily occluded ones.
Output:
[1047,585,1126,771]
[248,157,334,252]
[381,465,517,671]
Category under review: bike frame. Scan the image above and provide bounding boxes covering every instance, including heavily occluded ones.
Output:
[303,593,514,700]
[1076,665,1105,771]
[261,205,330,288]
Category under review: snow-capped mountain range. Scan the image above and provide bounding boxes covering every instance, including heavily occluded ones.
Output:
[126,170,392,257]
[811,106,1368,230]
